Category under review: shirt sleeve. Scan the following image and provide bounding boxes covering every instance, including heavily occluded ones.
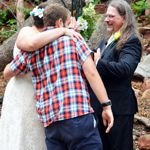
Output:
[75,37,92,65]
[10,51,30,75]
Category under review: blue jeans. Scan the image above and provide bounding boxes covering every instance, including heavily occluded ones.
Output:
[45,114,103,150]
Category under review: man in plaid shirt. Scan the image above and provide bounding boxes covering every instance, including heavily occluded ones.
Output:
[4,4,113,150]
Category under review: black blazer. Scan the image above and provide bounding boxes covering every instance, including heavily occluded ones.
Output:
[90,35,142,115]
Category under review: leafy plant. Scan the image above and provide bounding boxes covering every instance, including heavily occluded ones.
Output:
[132,0,150,17]
[0,10,7,26]
[77,0,101,41]
[7,19,16,25]
[0,18,17,42]
[0,26,16,42]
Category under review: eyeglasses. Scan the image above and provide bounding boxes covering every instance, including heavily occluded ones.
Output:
[104,14,115,19]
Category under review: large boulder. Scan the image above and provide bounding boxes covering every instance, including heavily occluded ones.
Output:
[134,54,150,78]
[138,134,150,149]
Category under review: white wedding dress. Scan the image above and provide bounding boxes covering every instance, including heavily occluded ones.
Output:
[0,45,47,150]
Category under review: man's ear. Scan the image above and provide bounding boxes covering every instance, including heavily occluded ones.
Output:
[55,18,63,27]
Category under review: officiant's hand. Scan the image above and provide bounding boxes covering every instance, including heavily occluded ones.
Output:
[94,48,101,65]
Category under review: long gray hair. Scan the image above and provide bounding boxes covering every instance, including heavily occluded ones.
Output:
[107,0,140,49]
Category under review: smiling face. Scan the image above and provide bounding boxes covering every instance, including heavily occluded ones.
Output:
[104,6,125,34]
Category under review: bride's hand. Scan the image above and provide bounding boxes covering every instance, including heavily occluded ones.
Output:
[64,28,83,40]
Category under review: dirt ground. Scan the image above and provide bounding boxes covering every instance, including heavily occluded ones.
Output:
[132,79,150,119]
[0,72,150,149]
[132,79,150,149]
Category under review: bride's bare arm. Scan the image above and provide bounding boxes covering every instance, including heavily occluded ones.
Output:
[16,27,77,51]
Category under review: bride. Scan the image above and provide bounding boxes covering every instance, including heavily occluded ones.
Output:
[0,4,77,150]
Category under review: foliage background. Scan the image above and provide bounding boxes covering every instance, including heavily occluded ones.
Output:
[0,0,150,43]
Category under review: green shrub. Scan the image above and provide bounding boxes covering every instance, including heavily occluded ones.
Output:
[77,0,101,41]
[132,0,150,17]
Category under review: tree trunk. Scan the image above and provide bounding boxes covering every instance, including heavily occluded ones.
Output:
[0,0,71,72]
[16,0,25,28]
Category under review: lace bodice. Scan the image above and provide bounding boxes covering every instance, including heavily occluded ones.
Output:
[13,44,20,58]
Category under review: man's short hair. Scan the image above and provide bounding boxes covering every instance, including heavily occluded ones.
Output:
[43,3,71,27]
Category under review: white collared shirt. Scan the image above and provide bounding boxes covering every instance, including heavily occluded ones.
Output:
[106,34,115,47]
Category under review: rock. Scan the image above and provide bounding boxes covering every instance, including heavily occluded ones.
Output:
[138,134,150,149]
[134,54,150,78]
[142,78,150,91]
[134,115,150,128]
[146,47,150,53]
[88,18,108,50]
[141,89,150,100]
[133,88,141,97]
